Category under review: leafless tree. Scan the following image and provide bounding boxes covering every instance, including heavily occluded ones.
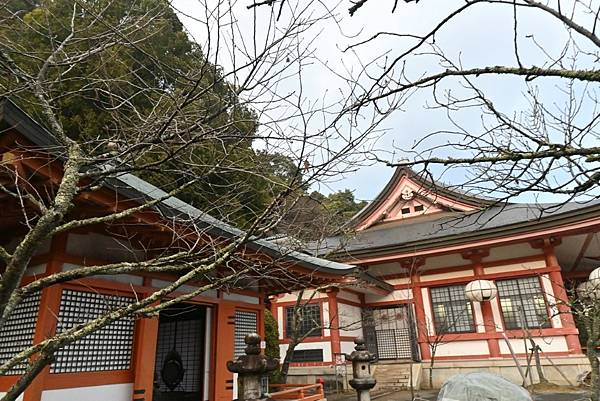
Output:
[343,0,600,205]
[0,1,384,400]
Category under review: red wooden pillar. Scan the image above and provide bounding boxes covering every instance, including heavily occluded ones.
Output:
[543,243,582,354]
[473,266,501,358]
[213,302,236,401]
[132,297,159,401]
[327,288,341,360]
[411,274,431,360]
[24,233,67,401]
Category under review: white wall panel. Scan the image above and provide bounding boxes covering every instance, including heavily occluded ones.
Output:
[499,336,568,354]
[277,306,284,339]
[540,274,562,328]
[435,340,489,357]
[338,304,362,338]
[279,341,332,362]
[420,270,473,282]
[40,383,133,401]
[337,290,361,303]
[222,292,259,305]
[365,289,412,304]
[322,302,330,337]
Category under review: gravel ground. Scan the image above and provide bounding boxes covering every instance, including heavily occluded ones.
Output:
[327,389,593,401]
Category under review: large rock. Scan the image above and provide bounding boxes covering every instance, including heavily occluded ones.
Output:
[437,372,532,401]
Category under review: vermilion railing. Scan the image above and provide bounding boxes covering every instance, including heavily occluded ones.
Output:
[269,383,326,401]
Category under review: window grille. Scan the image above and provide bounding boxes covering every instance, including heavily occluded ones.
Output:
[430,285,474,333]
[497,277,550,330]
[51,289,135,373]
[234,310,257,357]
[285,304,321,339]
[0,293,40,375]
[291,349,324,362]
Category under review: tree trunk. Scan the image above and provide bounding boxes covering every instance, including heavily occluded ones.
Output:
[586,340,600,401]
[281,340,297,382]
[429,348,436,389]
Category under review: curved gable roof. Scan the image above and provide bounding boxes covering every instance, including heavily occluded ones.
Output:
[348,167,495,230]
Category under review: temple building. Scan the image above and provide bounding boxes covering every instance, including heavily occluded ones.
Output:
[271,167,598,388]
[0,100,359,401]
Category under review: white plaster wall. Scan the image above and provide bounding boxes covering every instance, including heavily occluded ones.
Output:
[473,302,486,333]
[499,336,569,354]
[62,263,145,286]
[0,394,22,401]
[340,341,356,356]
[151,279,218,299]
[337,290,360,303]
[540,274,562,328]
[487,243,542,262]
[338,303,362,338]
[484,259,545,274]
[26,264,46,276]
[279,341,333,363]
[365,288,412,304]
[322,302,330,337]
[277,291,326,303]
[490,298,505,331]
[66,232,144,262]
[40,383,133,401]
[434,340,489,357]
[421,253,466,270]
[387,277,411,285]
[421,288,434,336]
[222,292,259,305]
[420,269,473,282]
[277,306,284,339]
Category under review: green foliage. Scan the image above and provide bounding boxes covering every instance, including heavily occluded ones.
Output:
[0,0,364,230]
[264,308,286,383]
[264,309,280,361]
[277,189,366,240]
[0,0,300,226]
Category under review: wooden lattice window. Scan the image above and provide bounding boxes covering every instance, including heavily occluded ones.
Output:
[285,304,321,338]
[0,293,41,375]
[497,277,550,330]
[430,285,475,334]
[51,289,135,373]
[234,310,257,357]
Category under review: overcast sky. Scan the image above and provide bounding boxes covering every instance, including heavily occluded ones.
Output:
[171,0,581,202]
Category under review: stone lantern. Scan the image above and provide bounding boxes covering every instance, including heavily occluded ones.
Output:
[465,279,498,302]
[346,337,376,401]
[227,333,279,401]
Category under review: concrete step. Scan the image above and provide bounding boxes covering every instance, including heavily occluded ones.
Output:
[372,363,422,390]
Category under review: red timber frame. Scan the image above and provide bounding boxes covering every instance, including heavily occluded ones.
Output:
[275,290,364,367]
[0,124,348,401]
[355,246,584,363]
[1,239,265,401]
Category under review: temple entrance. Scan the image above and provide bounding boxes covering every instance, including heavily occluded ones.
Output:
[362,305,419,361]
[153,303,207,401]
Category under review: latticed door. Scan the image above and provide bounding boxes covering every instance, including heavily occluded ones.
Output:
[362,305,419,361]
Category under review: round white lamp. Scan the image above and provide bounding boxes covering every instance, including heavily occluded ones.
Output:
[589,267,600,287]
[465,280,498,302]
[584,267,600,299]
[576,281,596,300]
